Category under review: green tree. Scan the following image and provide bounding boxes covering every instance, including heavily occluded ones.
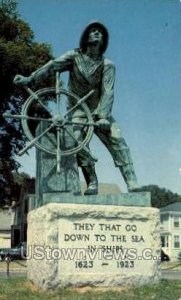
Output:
[0,0,53,206]
[137,185,181,208]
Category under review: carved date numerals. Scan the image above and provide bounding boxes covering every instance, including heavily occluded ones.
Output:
[75,260,94,268]
[117,261,134,268]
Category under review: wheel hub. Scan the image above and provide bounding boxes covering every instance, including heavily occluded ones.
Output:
[53,113,65,127]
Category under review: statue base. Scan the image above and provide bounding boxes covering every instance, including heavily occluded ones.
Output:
[27,193,161,290]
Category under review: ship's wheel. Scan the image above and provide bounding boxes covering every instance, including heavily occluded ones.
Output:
[4,72,96,173]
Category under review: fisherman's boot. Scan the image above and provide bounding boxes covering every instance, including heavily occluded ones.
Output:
[119,164,139,192]
[81,165,98,195]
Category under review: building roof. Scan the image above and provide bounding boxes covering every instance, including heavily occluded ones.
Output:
[0,208,14,231]
[160,202,181,212]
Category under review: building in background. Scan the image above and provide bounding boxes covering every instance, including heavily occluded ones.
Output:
[5,177,181,260]
[11,178,35,247]
[0,206,15,248]
[11,179,121,247]
[160,202,181,260]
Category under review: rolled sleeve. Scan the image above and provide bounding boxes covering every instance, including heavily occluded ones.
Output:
[96,60,115,119]
[31,50,75,82]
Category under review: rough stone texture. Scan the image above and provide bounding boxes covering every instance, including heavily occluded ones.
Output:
[27,200,161,290]
[35,122,81,207]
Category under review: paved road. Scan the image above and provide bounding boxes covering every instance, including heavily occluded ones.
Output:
[162,270,181,280]
[0,269,180,279]
[0,271,26,277]
[0,260,27,277]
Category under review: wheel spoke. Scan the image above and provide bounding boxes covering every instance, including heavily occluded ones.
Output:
[3,113,52,122]
[64,89,95,118]
[56,72,61,113]
[18,123,55,156]
[56,127,61,174]
[24,86,53,116]
[64,127,98,162]
[65,120,97,127]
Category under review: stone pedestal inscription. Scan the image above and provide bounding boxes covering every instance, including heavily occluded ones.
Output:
[27,199,161,290]
[59,218,153,275]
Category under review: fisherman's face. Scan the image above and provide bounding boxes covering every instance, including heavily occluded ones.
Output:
[88,27,103,44]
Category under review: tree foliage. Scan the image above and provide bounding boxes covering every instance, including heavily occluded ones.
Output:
[0,0,53,206]
[138,185,181,208]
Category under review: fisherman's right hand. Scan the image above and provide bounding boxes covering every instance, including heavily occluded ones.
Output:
[13,74,32,86]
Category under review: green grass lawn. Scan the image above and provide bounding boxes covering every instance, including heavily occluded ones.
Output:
[0,278,181,300]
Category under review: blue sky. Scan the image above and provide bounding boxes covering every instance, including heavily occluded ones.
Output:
[17,0,181,193]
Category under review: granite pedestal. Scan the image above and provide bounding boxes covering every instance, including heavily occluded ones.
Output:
[27,192,161,290]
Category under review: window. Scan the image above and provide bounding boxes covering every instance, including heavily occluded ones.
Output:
[173,216,180,228]
[174,235,180,248]
[161,235,169,247]
[160,215,168,228]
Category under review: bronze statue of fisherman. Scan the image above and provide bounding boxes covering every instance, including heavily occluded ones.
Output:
[14,21,139,195]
